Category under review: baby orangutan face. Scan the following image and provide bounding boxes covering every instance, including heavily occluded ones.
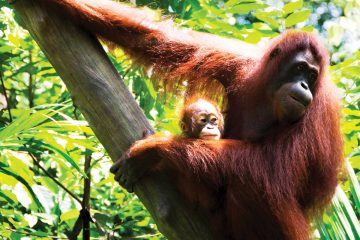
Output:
[180,99,223,140]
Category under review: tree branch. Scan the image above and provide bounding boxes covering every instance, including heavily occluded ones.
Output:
[10,0,215,239]
[0,69,13,122]
[28,50,34,108]
[81,152,92,240]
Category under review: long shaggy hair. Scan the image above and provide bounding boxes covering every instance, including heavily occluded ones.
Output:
[37,1,343,239]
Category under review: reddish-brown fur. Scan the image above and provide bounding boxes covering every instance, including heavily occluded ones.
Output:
[38,0,343,239]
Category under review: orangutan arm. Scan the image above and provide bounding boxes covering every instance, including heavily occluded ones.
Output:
[36,0,259,88]
[110,135,241,192]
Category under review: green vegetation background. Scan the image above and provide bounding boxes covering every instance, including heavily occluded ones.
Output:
[0,0,359,239]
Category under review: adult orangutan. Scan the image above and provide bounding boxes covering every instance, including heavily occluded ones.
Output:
[35,0,343,239]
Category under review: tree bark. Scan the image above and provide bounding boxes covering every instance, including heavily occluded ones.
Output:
[11,0,215,239]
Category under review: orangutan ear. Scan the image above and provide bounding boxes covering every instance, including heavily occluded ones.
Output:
[180,121,188,133]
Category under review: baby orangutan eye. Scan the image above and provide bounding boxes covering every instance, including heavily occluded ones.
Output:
[210,117,217,124]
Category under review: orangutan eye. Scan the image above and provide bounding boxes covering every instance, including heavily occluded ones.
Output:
[210,117,217,124]
[199,118,207,124]
[309,70,318,82]
[296,62,307,72]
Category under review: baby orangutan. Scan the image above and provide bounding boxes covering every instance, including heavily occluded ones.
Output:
[111,98,224,192]
[180,98,223,140]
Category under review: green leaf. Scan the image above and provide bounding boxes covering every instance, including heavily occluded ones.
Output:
[255,12,280,28]
[300,26,314,32]
[0,191,16,205]
[93,213,112,226]
[137,217,150,227]
[343,108,360,117]
[0,167,44,212]
[38,176,59,193]
[8,34,20,47]
[342,66,360,79]
[283,0,303,15]
[346,161,360,215]
[225,0,256,7]
[34,120,93,135]
[285,10,311,28]
[10,232,22,240]
[0,109,32,140]
[0,108,60,141]
[19,229,48,237]
[0,45,13,53]
[333,187,360,238]
[30,231,48,237]
[228,3,267,15]
[60,209,79,222]
[244,30,262,44]
[31,140,85,176]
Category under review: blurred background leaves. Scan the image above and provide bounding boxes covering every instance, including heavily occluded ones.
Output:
[0,0,359,239]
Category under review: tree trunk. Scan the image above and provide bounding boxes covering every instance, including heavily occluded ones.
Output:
[10,0,215,239]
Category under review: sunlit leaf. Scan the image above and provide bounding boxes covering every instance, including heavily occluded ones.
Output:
[346,161,360,210]
[31,140,85,176]
[8,34,20,47]
[60,209,79,222]
[244,30,262,44]
[0,167,44,212]
[300,25,314,32]
[0,191,17,205]
[254,12,280,28]
[225,0,256,7]
[284,10,311,28]
[283,0,303,15]
[228,3,267,15]
[342,66,360,79]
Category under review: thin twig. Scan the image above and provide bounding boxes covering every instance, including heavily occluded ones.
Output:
[82,153,92,240]
[82,151,92,208]
[68,216,82,240]
[28,152,82,204]
[28,51,34,108]
[72,107,94,240]
[0,69,13,122]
